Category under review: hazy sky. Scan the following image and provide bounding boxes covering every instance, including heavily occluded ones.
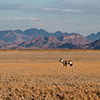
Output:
[0,0,100,36]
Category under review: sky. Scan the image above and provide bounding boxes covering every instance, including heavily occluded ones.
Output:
[0,0,100,36]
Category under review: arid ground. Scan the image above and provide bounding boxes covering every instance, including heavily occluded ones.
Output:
[0,49,100,100]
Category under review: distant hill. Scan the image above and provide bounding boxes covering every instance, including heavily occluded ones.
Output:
[0,28,71,44]
[18,36,62,49]
[57,34,91,45]
[17,34,91,49]
[14,34,91,49]
[86,32,100,42]
[15,28,69,37]
[0,30,31,43]
[1,28,100,49]
[55,43,82,49]
[0,40,5,46]
[85,39,100,49]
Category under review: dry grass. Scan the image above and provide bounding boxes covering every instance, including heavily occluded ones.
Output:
[0,49,100,100]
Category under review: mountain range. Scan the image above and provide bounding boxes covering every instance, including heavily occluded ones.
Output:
[85,39,100,49]
[86,32,100,42]
[0,28,100,49]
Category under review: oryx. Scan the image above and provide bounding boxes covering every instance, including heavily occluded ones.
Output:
[59,58,73,69]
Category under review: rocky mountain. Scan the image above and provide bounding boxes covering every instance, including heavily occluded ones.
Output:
[14,28,69,37]
[85,39,100,49]
[18,36,62,49]
[0,40,5,46]
[0,29,70,44]
[86,32,100,42]
[1,28,100,49]
[57,34,91,45]
[15,33,91,49]
[0,30,31,43]
[55,43,83,49]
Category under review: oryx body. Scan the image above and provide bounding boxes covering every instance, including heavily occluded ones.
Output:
[59,58,73,69]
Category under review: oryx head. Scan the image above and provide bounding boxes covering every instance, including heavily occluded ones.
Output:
[59,58,63,62]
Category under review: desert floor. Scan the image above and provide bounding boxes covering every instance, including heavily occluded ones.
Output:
[0,49,100,100]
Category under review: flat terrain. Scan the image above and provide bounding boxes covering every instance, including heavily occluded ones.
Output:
[0,49,100,100]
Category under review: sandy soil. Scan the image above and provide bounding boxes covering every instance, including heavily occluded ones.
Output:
[0,49,100,100]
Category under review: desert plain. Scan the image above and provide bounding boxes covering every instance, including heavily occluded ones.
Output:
[0,49,100,100]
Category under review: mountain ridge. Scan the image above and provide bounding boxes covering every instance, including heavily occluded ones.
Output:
[86,32,100,41]
[85,39,100,49]
[0,28,100,49]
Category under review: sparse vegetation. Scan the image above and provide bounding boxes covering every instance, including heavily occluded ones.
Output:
[0,49,100,100]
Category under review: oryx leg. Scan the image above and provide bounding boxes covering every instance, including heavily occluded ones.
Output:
[63,64,65,68]
[65,64,68,69]
[70,64,74,70]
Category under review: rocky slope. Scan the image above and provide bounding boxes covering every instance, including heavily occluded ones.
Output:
[85,39,100,49]
[1,28,100,49]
